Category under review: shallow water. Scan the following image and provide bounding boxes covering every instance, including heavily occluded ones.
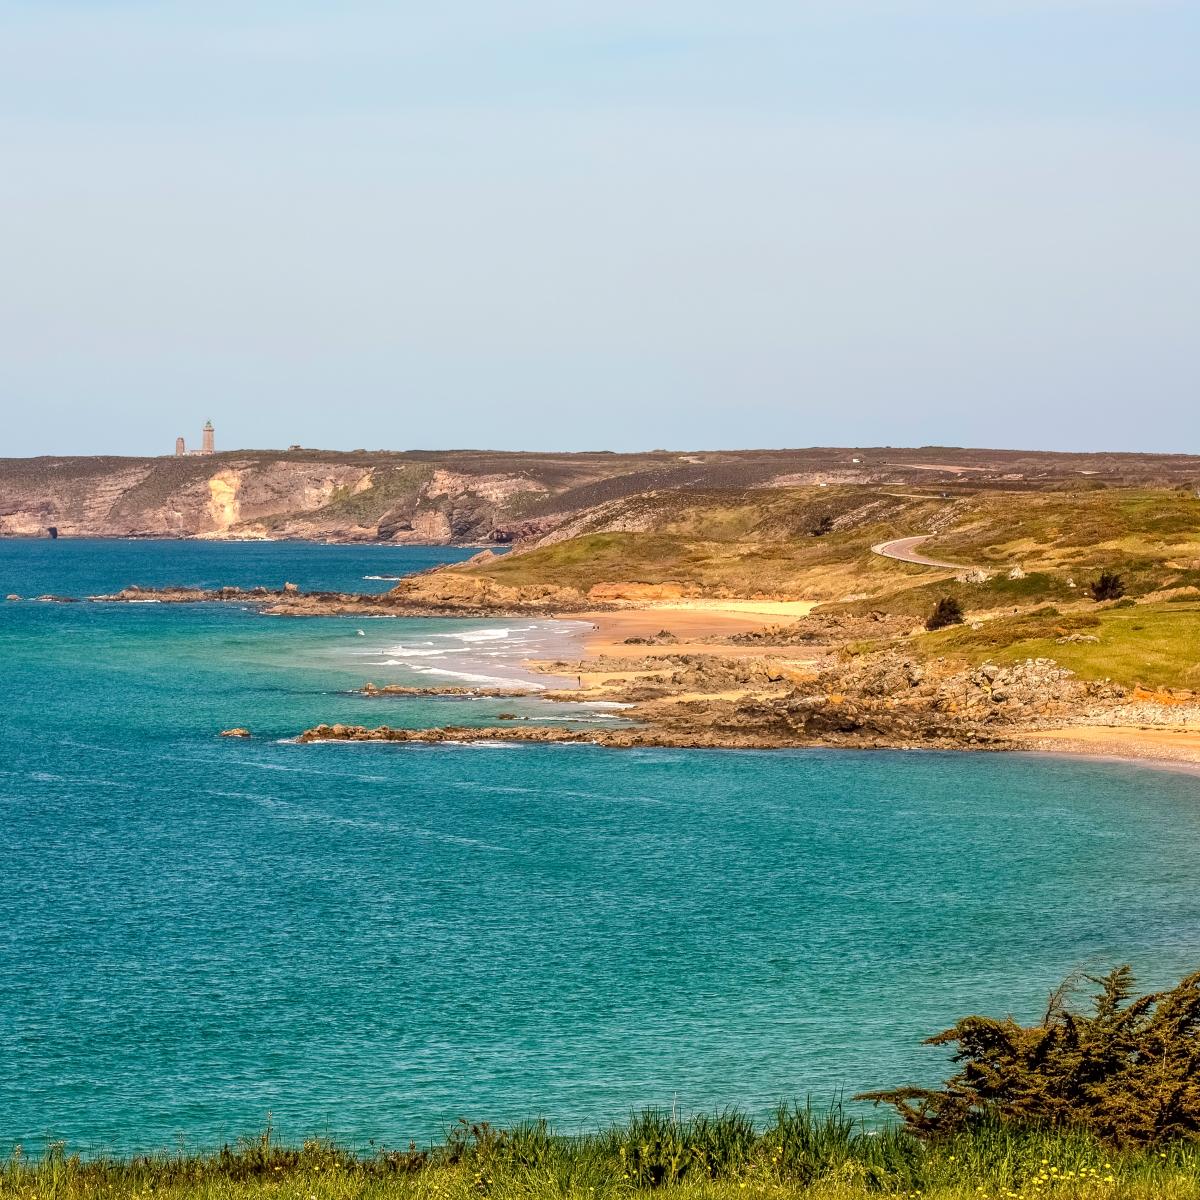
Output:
[2,540,1199,1154]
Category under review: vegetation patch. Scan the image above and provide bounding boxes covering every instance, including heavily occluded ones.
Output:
[861,966,1200,1146]
[9,1109,1200,1200]
[920,601,1200,690]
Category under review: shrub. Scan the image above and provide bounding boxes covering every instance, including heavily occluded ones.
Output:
[926,597,964,630]
[1090,571,1126,601]
[859,966,1200,1146]
[811,514,835,537]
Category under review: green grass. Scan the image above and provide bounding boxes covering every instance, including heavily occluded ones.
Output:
[921,600,1200,690]
[835,574,1080,621]
[6,1113,1200,1200]
[920,490,1200,574]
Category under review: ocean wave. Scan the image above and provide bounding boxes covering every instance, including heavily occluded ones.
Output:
[434,624,540,644]
[410,665,545,687]
[549,715,626,724]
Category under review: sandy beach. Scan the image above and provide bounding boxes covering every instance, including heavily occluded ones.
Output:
[574,600,818,656]
[1018,726,1200,768]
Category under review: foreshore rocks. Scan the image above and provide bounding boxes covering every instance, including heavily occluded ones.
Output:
[360,682,539,698]
[294,649,1155,754]
[293,721,917,750]
[88,581,608,618]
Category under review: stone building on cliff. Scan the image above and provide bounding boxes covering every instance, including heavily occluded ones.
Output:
[175,421,215,456]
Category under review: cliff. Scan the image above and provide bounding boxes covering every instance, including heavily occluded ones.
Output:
[3,446,1198,544]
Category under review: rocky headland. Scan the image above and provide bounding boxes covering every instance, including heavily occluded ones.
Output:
[297,648,1151,753]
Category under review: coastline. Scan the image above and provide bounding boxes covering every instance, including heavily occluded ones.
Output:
[77,584,1200,770]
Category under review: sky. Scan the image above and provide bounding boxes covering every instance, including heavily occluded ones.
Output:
[1,1,1197,457]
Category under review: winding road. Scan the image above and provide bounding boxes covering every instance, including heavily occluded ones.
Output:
[870,535,969,571]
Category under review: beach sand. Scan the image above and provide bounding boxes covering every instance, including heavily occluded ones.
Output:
[1019,726,1200,768]
[574,600,818,656]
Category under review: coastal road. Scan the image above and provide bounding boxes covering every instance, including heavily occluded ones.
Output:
[871,535,969,570]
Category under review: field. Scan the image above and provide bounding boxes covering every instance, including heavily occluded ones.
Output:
[7,1113,1200,1200]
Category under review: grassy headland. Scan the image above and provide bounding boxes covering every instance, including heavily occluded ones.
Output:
[440,485,1200,605]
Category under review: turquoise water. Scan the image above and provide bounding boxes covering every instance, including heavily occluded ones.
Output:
[0,536,481,597]
[2,540,1200,1155]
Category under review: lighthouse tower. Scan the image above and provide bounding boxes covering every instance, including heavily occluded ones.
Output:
[201,420,215,455]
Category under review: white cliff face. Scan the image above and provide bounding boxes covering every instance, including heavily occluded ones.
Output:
[206,470,242,531]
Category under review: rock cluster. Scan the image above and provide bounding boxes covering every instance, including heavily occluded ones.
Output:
[360,682,537,698]
[728,611,911,645]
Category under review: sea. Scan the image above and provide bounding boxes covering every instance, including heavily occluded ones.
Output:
[2,538,1199,1154]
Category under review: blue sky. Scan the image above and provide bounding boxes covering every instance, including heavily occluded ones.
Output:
[1,1,1197,456]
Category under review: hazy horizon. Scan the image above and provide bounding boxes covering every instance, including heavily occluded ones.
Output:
[10,438,1200,461]
[2,2,1197,458]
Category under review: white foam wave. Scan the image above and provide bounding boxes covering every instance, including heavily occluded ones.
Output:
[413,666,543,687]
[434,624,543,644]
[550,715,625,724]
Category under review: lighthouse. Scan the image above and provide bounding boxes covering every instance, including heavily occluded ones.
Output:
[201,420,215,455]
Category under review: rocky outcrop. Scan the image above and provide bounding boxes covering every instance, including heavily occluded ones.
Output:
[728,611,912,645]
[87,580,610,618]
[384,572,590,612]
[360,683,539,697]
[293,647,1138,753]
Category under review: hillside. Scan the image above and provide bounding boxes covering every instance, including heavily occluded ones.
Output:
[399,483,1200,605]
[3,445,1200,543]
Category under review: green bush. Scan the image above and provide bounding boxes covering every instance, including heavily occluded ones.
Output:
[1090,571,1127,601]
[859,966,1200,1145]
[926,596,965,630]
